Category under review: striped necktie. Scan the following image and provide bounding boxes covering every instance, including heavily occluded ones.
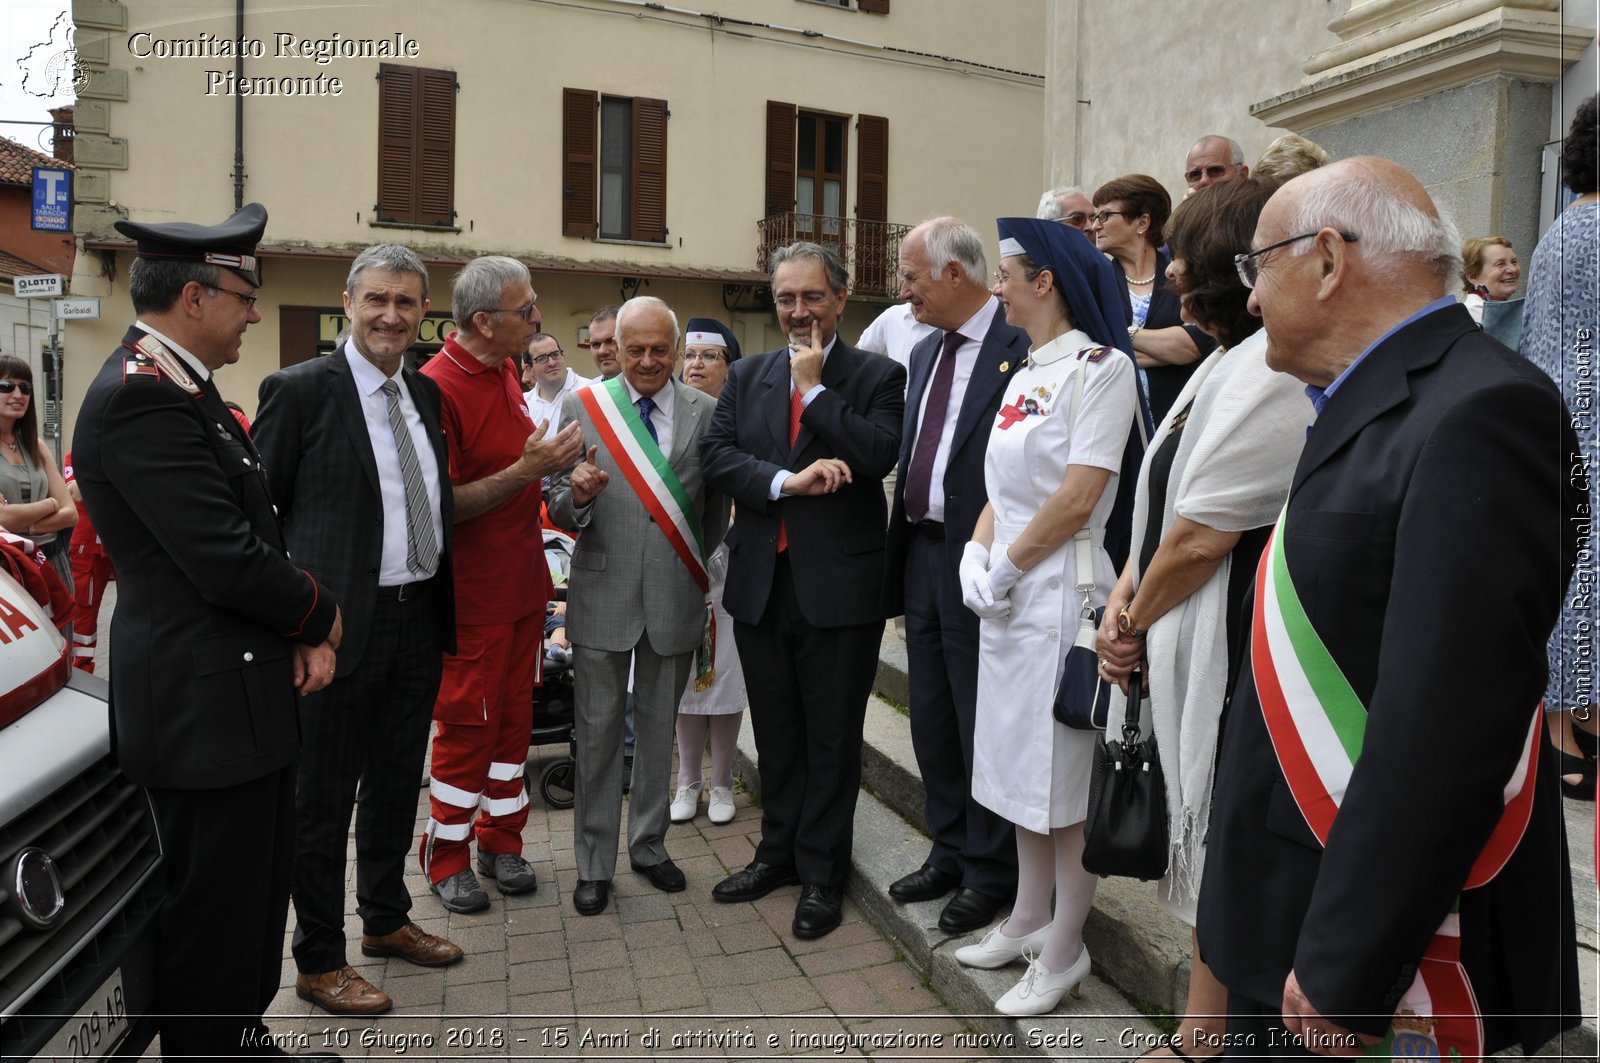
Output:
[380,379,438,575]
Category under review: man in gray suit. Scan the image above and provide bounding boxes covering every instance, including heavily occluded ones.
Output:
[547,296,727,916]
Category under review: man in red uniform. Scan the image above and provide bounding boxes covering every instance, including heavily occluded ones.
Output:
[418,256,583,912]
[62,451,115,672]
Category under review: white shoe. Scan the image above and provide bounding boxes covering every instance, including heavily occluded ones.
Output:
[994,946,1090,1017]
[954,922,1050,969]
[669,781,702,822]
[706,786,736,824]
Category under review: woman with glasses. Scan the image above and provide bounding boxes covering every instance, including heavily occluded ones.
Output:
[0,354,77,591]
[671,317,746,826]
[1089,175,1217,425]
[1095,178,1309,1061]
[954,217,1138,1016]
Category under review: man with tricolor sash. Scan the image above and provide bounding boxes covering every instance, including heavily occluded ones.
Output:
[1197,158,1583,1058]
[547,296,728,917]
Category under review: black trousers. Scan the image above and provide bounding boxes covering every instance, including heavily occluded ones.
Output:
[290,586,444,973]
[733,553,881,886]
[903,529,1018,898]
[148,764,295,1058]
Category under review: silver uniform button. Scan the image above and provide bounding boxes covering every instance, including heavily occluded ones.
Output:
[243,651,255,662]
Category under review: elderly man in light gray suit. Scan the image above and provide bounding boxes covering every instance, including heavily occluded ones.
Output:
[547,296,728,916]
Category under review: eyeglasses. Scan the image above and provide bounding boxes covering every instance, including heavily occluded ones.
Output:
[1089,210,1131,226]
[1234,231,1359,289]
[773,291,833,311]
[683,350,727,364]
[524,349,564,366]
[487,300,538,322]
[1184,163,1233,186]
[204,284,258,309]
[0,380,32,396]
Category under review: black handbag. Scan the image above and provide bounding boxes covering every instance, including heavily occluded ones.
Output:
[1082,668,1170,880]
[1053,536,1111,730]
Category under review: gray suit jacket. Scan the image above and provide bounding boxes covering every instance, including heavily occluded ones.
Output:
[547,378,727,656]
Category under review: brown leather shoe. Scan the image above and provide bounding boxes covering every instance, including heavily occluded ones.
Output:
[360,921,464,967]
[294,965,392,1015]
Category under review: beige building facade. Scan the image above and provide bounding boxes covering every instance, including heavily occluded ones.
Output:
[61,0,1046,433]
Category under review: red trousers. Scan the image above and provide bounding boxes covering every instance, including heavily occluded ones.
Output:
[418,613,540,882]
[69,545,114,673]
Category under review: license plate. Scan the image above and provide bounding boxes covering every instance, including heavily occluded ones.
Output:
[37,967,129,1062]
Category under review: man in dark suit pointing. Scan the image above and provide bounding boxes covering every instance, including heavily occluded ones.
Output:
[255,244,463,1018]
[701,241,905,939]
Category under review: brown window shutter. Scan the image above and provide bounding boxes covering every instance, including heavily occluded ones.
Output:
[376,64,418,223]
[857,0,890,12]
[563,88,598,239]
[855,114,888,224]
[417,69,456,227]
[764,101,796,219]
[631,97,668,242]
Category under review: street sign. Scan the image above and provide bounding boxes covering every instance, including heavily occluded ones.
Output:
[53,297,100,320]
[31,167,72,232]
[15,274,66,298]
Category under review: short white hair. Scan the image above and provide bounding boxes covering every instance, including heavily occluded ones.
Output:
[1036,186,1086,221]
[917,216,987,287]
[1286,170,1462,282]
[616,295,680,346]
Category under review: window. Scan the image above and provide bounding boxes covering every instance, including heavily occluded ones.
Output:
[798,0,890,11]
[764,102,889,239]
[375,64,457,228]
[563,88,668,243]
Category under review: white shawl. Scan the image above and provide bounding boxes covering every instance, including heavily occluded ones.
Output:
[1106,329,1309,911]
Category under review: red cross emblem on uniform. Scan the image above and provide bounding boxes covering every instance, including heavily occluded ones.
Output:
[997,395,1028,430]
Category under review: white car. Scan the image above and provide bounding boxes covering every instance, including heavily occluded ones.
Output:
[0,562,159,1062]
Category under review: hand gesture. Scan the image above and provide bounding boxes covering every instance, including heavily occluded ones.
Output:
[521,419,584,480]
[959,541,1009,620]
[782,457,852,497]
[571,445,610,506]
[790,321,825,393]
[293,641,338,694]
[1095,604,1144,692]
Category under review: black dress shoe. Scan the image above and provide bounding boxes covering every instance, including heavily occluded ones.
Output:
[711,861,799,902]
[630,857,687,892]
[938,886,1003,933]
[792,884,843,939]
[573,879,611,915]
[888,864,959,903]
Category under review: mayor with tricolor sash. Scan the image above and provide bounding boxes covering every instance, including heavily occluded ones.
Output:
[547,296,728,917]
[1196,158,1583,1058]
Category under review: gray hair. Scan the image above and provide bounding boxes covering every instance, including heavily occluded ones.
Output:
[346,243,429,301]
[616,296,681,346]
[128,258,222,314]
[919,216,987,287]
[451,256,531,330]
[1192,134,1246,166]
[1287,170,1462,282]
[1036,187,1086,221]
[768,241,849,295]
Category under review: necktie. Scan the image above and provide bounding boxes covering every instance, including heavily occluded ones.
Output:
[637,396,659,444]
[903,330,964,524]
[777,386,805,553]
[380,380,439,576]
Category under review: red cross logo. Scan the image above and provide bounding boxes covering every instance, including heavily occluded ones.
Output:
[997,395,1027,430]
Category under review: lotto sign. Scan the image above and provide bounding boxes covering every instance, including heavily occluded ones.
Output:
[15,274,66,298]
[32,167,72,232]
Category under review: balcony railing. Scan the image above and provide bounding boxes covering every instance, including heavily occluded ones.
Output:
[756,214,911,298]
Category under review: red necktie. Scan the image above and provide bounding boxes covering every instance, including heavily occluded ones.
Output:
[904,330,964,524]
[778,386,805,552]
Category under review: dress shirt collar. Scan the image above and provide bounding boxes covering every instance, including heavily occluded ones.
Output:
[1306,296,1456,415]
[134,321,210,381]
[949,296,1000,346]
[343,340,403,395]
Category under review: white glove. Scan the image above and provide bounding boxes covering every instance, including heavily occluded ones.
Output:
[985,547,1023,603]
[959,541,1010,619]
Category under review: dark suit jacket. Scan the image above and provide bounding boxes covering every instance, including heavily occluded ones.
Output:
[1196,305,1582,1053]
[73,326,340,789]
[883,308,1029,615]
[253,349,456,674]
[701,340,905,629]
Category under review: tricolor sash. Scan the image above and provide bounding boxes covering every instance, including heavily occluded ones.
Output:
[1251,506,1540,1061]
[577,379,715,682]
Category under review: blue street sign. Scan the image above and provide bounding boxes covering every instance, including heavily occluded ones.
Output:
[32,166,72,232]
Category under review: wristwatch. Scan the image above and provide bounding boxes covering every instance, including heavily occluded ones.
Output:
[1117,606,1146,639]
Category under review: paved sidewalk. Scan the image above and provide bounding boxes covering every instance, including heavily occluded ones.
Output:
[249,746,992,1061]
